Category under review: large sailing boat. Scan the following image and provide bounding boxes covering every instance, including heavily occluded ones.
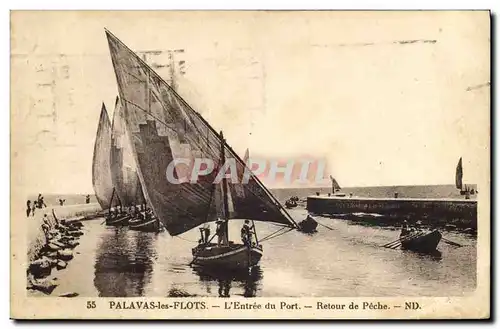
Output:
[106,29,298,269]
[110,96,162,232]
[110,95,145,208]
[92,103,117,209]
[456,157,476,197]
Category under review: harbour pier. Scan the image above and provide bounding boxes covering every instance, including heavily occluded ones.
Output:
[306,195,478,230]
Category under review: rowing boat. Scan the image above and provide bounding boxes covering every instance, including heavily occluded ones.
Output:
[400,230,442,253]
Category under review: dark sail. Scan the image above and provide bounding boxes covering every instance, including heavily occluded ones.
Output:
[106,30,296,235]
[110,96,146,206]
[456,157,463,190]
[330,175,341,191]
[92,104,117,209]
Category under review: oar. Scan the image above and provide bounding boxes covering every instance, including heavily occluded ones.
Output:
[382,232,422,249]
[390,232,424,248]
[442,237,463,247]
[316,221,334,231]
[382,232,418,248]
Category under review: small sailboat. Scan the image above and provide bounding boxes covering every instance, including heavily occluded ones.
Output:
[106,29,299,270]
[456,157,476,198]
[330,175,346,197]
[92,103,118,210]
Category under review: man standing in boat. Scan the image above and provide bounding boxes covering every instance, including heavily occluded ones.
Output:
[215,218,228,246]
[199,223,211,245]
[241,220,254,247]
[400,220,410,237]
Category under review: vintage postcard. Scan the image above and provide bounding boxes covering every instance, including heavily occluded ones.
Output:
[10,10,490,319]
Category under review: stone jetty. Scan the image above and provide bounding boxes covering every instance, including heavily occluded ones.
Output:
[26,203,102,295]
[307,195,478,232]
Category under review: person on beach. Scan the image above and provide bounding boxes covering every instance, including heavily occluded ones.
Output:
[85,195,90,204]
[26,200,31,217]
[36,194,47,208]
[31,201,37,216]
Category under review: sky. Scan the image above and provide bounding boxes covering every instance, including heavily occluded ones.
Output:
[11,11,490,195]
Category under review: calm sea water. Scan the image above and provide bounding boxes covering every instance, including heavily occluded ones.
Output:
[29,184,477,207]
[47,185,477,298]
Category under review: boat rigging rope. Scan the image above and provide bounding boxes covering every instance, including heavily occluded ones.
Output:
[260,226,295,242]
[174,235,199,243]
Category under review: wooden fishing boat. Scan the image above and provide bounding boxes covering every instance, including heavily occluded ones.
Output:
[129,215,161,233]
[106,213,130,226]
[285,199,298,209]
[92,104,118,210]
[191,242,263,269]
[297,216,318,233]
[400,230,442,253]
[106,29,299,270]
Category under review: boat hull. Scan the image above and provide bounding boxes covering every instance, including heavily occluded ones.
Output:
[129,218,160,232]
[106,215,129,226]
[401,230,442,253]
[192,243,263,269]
[298,219,318,233]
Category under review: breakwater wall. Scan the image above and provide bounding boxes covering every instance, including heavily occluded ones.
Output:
[27,203,103,262]
[307,196,477,229]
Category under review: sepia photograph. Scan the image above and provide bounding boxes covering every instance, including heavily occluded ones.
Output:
[10,10,490,319]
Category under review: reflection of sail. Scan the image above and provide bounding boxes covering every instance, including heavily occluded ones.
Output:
[93,229,156,297]
[192,266,262,297]
[456,157,463,190]
[106,30,297,236]
[110,96,145,206]
[92,104,117,209]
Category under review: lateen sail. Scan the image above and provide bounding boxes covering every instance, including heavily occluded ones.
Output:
[92,103,117,209]
[110,96,146,206]
[455,157,463,190]
[106,30,297,236]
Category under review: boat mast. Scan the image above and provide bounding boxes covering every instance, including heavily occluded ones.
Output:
[219,131,230,242]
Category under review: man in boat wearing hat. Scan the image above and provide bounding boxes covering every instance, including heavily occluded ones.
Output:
[241,220,254,247]
[215,218,228,246]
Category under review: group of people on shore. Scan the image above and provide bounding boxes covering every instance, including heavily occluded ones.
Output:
[26,194,47,217]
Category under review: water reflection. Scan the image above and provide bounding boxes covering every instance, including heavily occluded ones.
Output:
[192,266,263,297]
[93,227,157,297]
